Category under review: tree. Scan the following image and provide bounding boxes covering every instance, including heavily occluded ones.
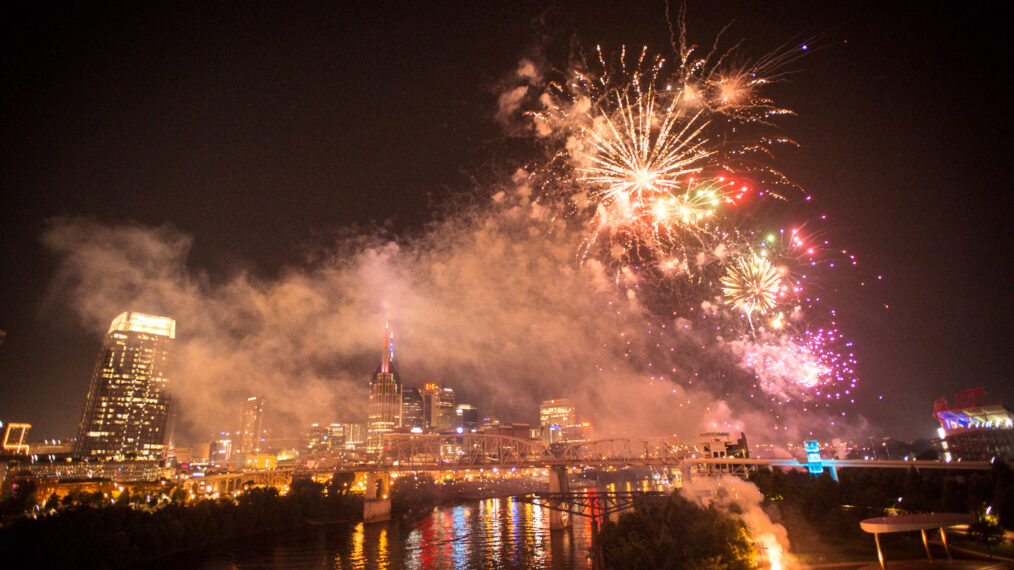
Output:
[391,473,438,514]
[598,491,756,569]
[328,472,356,497]
[1,479,38,516]
[969,508,1003,552]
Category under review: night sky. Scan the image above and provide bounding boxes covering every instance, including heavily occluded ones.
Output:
[1,1,1010,441]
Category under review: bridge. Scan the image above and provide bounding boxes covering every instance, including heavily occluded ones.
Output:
[330,433,999,524]
[373,433,678,469]
[174,434,998,524]
[368,433,995,471]
[181,468,291,496]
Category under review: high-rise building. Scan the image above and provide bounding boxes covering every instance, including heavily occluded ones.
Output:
[560,422,593,443]
[344,423,366,450]
[436,388,456,431]
[304,423,328,453]
[210,433,233,464]
[456,404,479,432]
[421,384,439,430]
[237,396,265,454]
[367,324,402,455]
[421,383,456,431]
[402,388,425,430]
[75,312,175,461]
[326,423,346,450]
[539,399,575,444]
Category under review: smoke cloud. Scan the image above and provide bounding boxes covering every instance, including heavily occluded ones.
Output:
[42,170,865,445]
[682,476,790,568]
[41,186,715,442]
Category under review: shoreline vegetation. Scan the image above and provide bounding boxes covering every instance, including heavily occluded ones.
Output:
[0,478,362,568]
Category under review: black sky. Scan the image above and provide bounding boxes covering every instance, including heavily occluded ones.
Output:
[1,1,1010,440]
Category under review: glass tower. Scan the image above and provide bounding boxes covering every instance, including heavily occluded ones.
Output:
[238,396,265,454]
[401,387,425,430]
[74,312,175,461]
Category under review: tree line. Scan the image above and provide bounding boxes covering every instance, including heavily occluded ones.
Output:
[0,477,362,568]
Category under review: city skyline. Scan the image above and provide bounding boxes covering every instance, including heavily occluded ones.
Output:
[1,2,1010,443]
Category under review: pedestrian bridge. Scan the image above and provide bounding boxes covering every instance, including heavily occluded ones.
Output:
[332,432,999,522]
[360,433,996,474]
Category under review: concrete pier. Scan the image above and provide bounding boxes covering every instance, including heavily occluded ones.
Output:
[363,472,392,523]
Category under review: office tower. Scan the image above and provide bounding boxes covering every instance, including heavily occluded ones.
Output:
[402,388,425,430]
[75,312,175,461]
[304,423,328,453]
[421,384,439,430]
[421,383,456,431]
[560,422,594,443]
[436,388,456,431]
[367,324,402,455]
[210,433,233,464]
[344,423,366,450]
[455,404,479,432]
[238,396,265,454]
[539,399,575,444]
[326,423,346,450]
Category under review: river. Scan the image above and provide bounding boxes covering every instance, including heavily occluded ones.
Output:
[161,496,601,569]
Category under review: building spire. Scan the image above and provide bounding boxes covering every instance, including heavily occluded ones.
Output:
[381,321,393,373]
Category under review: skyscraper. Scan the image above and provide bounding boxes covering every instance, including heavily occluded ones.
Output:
[344,423,366,451]
[421,383,455,431]
[421,384,439,430]
[326,423,346,451]
[367,324,402,455]
[402,387,425,430]
[455,404,479,432]
[539,399,575,444]
[75,312,175,461]
[238,396,264,454]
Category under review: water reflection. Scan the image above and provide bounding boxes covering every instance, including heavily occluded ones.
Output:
[171,496,598,569]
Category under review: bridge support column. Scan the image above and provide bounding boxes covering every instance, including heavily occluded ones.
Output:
[548,466,571,530]
[679,463,692,487]
[364,472,392,523]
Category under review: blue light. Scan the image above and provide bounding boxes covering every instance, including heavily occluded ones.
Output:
[804,440,824,475]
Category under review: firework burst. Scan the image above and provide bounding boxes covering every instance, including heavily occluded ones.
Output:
[721,254,785,316]
[517,24,860,418]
